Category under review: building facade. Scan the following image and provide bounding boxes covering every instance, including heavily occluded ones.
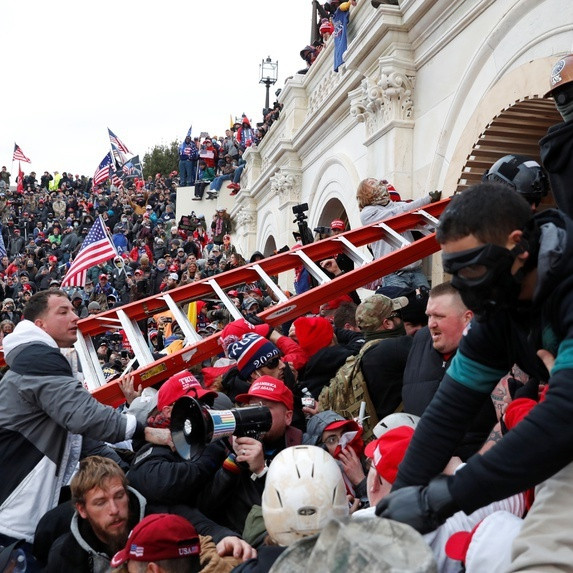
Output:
[215,0,573,285]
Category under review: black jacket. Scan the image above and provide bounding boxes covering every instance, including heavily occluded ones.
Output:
[540,119,573,218]
[401,326,497,460]
[44,487,145,573]
[395,209,573,515]
[360,331,412,420]
[199,427,303,534]
[127,440,226,507]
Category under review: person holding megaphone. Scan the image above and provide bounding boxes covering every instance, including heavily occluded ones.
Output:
[198,376,303,536]
[126,370,257,563]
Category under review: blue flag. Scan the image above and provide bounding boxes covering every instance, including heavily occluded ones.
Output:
[333,8,349,72]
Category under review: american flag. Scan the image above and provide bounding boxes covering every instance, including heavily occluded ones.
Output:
[110,141,127,170]
[108,128,131,154]
[111,170,124,189]
[60,216,118,288]
[13,143,31,163]
[93,152,112,188]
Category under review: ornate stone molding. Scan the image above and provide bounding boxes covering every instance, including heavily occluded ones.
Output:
[349,62,415,136]
[269,168,302,208]
[306,71,344,117]
[236,207,257,234]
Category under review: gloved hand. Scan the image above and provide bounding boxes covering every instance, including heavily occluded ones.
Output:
[375,475,458,534]
[507,376,541,401]
[429,190,442,203]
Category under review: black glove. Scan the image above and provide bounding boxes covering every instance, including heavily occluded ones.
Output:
[429,190,442,203]
[507,376,541,401]
[375,475,458,534]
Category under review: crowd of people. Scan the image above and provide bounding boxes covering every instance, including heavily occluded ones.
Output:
[2,50,573,573]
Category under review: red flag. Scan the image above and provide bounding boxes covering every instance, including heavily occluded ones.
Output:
[13,143,31,163]
[60,216,118,288]
[16,163,24,193]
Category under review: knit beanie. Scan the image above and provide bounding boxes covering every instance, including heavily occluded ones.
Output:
[227,332,281,379]
[293,316,333,358]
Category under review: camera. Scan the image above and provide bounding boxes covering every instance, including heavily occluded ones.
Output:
[314,226,331,236]
[292,203,309,218]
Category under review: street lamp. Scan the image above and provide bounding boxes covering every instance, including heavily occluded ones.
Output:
[259,56,278,116]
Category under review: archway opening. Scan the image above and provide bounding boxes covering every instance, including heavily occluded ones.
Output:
[262,235,278,258]
[456,96,561,207]
[316,197,351,230]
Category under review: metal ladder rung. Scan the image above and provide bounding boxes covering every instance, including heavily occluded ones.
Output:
[207,279,244,320]
[375,222,412,249]
[291,250,331,284]
[415,209,440,228]
[333,236,369,266]
[161,293,202,344]
[251,264,288,303]
[75,334,107,391]
[116,309,154,367]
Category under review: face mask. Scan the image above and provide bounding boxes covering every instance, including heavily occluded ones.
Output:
[442,243,523,320]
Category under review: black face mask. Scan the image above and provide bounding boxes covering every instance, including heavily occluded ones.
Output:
[442,243,523,321]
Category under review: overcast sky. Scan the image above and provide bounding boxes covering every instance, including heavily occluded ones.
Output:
[2,0,312,178]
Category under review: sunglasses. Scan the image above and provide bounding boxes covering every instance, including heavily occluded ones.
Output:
[262,357,281,370]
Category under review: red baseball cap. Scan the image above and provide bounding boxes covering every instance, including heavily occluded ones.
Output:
[330,219,345,230]
[111,513,200,567]
[99,274,108,280]
[235,375,293,410]
[48,255,57,263]
[364,426,414,484]
[324,419,361,434]
[157,370,216,411]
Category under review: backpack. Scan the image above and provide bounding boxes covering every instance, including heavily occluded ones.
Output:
[318,339,380,442]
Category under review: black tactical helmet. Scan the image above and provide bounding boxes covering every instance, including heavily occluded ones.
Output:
[482,154,549,207]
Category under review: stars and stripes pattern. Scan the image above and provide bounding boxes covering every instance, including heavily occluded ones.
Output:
[13,143,31,163]
[108,128,131,154]
[93,152,112,188]
[60,216,118,288]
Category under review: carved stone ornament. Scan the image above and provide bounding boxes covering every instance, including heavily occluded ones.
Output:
[236,208,256,232]
[349,65,415,135]
[270,170,302,205]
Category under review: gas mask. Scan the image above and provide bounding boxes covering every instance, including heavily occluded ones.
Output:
[442,243,524,321]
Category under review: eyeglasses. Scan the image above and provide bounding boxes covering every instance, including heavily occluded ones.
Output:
[323,435,340,447]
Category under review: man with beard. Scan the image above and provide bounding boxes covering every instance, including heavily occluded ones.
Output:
[376,183,573,571]
[45,456,145,572]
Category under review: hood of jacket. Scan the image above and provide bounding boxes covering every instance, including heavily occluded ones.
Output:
[527,209,573,304]
[70,487,146,566]
[303,410,346,446]
[3,319,58,364]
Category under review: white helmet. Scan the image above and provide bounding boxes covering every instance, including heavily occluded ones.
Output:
[262,446,349,546]
[373,412,420,438]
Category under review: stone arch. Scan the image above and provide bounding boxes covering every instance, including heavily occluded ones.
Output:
[454,97,561,200]
[257,209,280,258]
[440,58,562,195]
[426,0,573,193]
[315,197,349,230]
[306,154,362,229]
[262,235,278,258]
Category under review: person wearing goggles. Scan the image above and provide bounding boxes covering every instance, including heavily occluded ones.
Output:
[376,182,573,571]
